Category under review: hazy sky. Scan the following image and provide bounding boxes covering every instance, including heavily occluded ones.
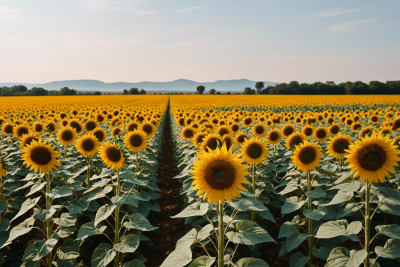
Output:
[1,0,399,84]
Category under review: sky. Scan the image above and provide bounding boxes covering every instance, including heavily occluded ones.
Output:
[0,0,399,84]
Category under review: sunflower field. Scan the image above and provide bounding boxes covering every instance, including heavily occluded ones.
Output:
[1,94,400,267]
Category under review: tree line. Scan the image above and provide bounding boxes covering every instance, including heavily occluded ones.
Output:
[0,85,103,96]
[123,88,146,95]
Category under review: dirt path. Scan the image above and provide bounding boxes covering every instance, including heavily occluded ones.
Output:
[142,113,186,267]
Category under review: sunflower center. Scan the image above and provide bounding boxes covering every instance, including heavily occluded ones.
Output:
[284,127,294,136]
[143,125,153,135]
[62,130,73,141]
[290,135,304,148]
[128,123,138,131]
[113,128,121,135]
[25,137,36,146]
[204,160,235,190]
[205,138,219,150]
[316,129,326,139]
[48,124,55,132]
[106,147,122,162]
[4,125,13,134]
[18,127,29,137]
[372,117,378,122]
[82,139,95,151]
[86,122,96,131]
[334,139,349,154]
[184,129,194,138]
[330,125,339,134]
[246,143,263,159]
[357,144,386,171]
[224,138,232,150]
[299,147,316,164]
[219,128,229,136]
[196,134,205,145]
[94,131,104,142]
[70,122,82,133]
[244,118,252,125]
[304,128,313,136]
[237,135,247,144]
[130,135,143,147]
[270,132,279,141]
[255,126,264,134]
[30,147,52,165]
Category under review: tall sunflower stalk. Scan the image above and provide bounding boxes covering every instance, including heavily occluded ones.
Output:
[344,132,400,267]
[124,129,148,179]
[0,160,9,224]
[75,134,100,188]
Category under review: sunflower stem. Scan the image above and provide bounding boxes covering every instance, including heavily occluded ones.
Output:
[45,172,52,267]
[218,201,225,267]
[306,170,314,267]
[87,157,91,188]
[114,169,121,267]
[339,158,342,173]
[0,176,3,223]
[63,145,67,159]
[251,164,256,222]
[364,182,371,267]
[135,152,139,175]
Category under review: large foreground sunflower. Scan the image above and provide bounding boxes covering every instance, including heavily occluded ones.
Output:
[191,144,250,204]
[240,137,269,165]
[345,132,400,183]
[124,130,148,153]
[76,134,100,157]
[327,133,352,159]
[21,139,61,173]
[292,141,323,172]
[99,142,125,170]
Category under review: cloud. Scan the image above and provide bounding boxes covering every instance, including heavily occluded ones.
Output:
[0,5,24,21]
[176,6,206,12]
[325,18,378,33]
[80,0,157,14]
[311,8,361,18]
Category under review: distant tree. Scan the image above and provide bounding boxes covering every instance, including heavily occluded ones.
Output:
[209,89,216,94]
[216,92,221,94]
[60,87,77,95]
[255,82,264,93]
[93,91,102,95]
[140,89,146,94]
[29,87,49,96]
[244,87,256,94]
[129,88,139,94]
[123,89,128,95]
[227,92,231,95]
[12,85,28,94]
[197,85,205,94]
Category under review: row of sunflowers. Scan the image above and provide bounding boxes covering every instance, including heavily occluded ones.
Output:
[0,95,169,266]
[165,95,400,267]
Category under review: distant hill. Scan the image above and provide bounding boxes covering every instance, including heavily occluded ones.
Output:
[0,79,279,92]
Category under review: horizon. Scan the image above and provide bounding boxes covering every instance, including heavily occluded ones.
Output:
[1,0,399,84]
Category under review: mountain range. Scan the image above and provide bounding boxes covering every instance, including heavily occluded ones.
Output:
[0,79,278,92]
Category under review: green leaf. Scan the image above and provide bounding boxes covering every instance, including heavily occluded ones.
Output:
[303,209,326,221]
[322,191,353,206]
[330,181,361,193]
[171,202,209,218]
[0,202,6,214]
[288,252,309,267]
[312,240,336,260]
[0,232,10,249]
[197,224,213,241]
[188,256,216,267]
[23,240,44,262]
[375,224,400,239]
[176,228,198,249]
[33,208,57,222]
[160,247,192,267]
[33,233,59,261]
[65,199,89,214]
[7,217,35,243]
[57,239,79,260]
[123,259,146,267]
[114,234,140,253]
[236,257,270,267]
[52,213,77,227]
[325,247,367,267]
[279,180,298,195]
[316,167,338,177]
[46,185,73,199]
[282,196,306,217]
[375,239,400,259]
[94,204,116,227]
[286,230,310,252]
[258,209,276,223]
[278,221,300,239]
[26,182,46,197]
[76,222,107,240]
[228,199,267,211]
[10,196,41,223]
[111,193,142,207]
[305,188,326,198]
[56,259,78,267]
[91,243,116,267]
[226,220,276,245]
[0,218,10,231]
[315,220,361,239]
[124,213,158,231]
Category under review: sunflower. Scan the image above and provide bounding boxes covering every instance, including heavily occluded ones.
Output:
[328,124,340,135]
[76,134,100,157]
[230,123,240,134]
[181,126,196,141]
[359,126,372,139]
[191,144,250,204]
[60,119,69,127]
[313,126,329,142]
[126,121,139,132]
[0,162,7,176]
[91,127,107,142]
[345,132,400,183]
[46,121,57,134]
[285,132,306,149]
[394,136,400,149]
[379,127,392,137]
[84,120,98,132]
[241,137,269,166]
[392,118,400,131]
[242,116,253,128]
[111,127,122,137]
[192,132,208,148]
[32,122,46,134]
[14,124,31,139]
[327,133,352,159]
[21,139,61,173]
[281,124,297,138]
[96,113,106,123]
[124,130,148,153]
[266,129,281,145]
[98,142,125,170]
[234,131,249,145]
[221,134,235,151]
[292,141,323,172]
[216,126,232,137]
[302,126,313,137]
[69,119,83,134]
[351,123,363,132]
[57,126,78,146]
[200,133,223,151]
[252,123,267,137]
[140,122,155,139]
[20,132,39,148]
[2,122,14,136]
